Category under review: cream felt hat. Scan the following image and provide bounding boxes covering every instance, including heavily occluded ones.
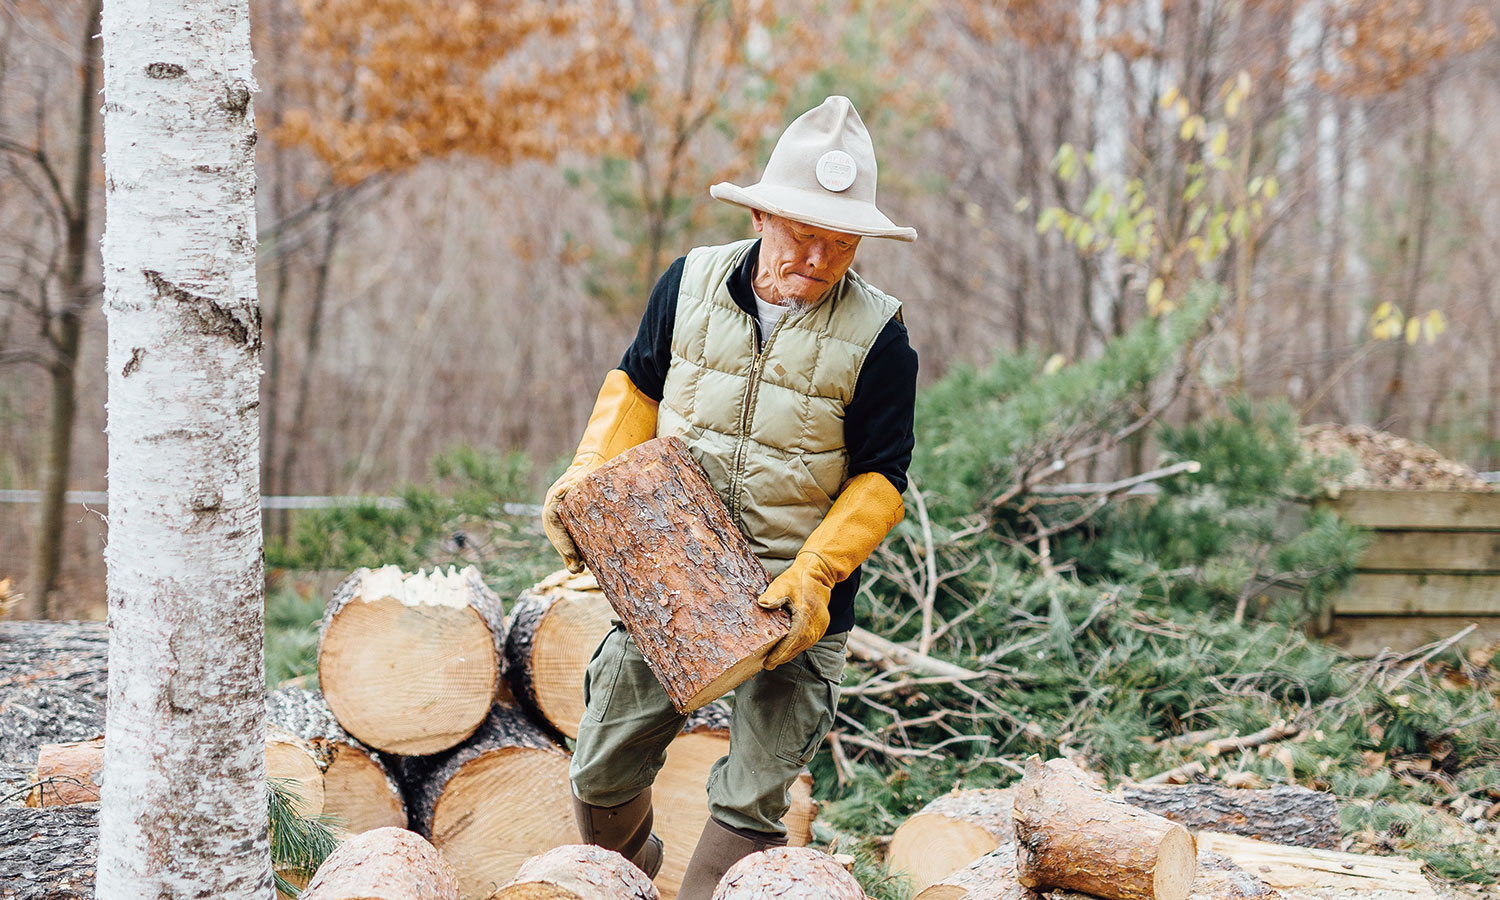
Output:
[710,96,917,242]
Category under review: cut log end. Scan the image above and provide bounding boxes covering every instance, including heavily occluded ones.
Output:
[494,845,659,900]
[680,637,782,713]
[713,847,865,900]
[1153,826,1198,900]
[888,789,1014,893]
[301,826,459,900]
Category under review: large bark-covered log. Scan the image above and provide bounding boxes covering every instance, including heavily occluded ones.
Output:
[915,845,1037,900]
[888,788,1014,893]
[653,703,817,900]
[558,437,789,713]
[318,565,509,755]
[0,806,98,899]
[267,687,406,834]
[505,571,615,739]
[712,847,865,900]
[0,622,108,763]
[1046,851,1279,900]
[300,826,458,900]
[1119,785,1339,850]
[26,738,104,807]
[494,845,659,900]
[1014,757,1196,900]
[408,705,575,899]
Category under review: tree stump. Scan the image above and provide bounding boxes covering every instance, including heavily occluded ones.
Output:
[407,705,575,899]
[712,847,865,900]
[492,845,659,900]
[1119,784,1339,850]
[318,565,508,755]
[26,738,104,807]
[0,621,108,763]
[505,571,615,739]
[1013,757,1196,900]
[300,826,458,900]
[557,436,789,713]
[914,845,1038,900]
[888,788,1015,893]
[267,687,406,834]
[0,806,98,900]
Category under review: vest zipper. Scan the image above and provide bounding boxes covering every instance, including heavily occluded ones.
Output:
[730,314,789,520]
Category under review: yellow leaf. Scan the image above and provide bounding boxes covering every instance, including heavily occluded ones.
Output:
[1225,91,1242,119]
[1373,301,1393,319]
[1043,353,1067,375]
[1161,85,1181,110]
[1146,277,1166,315]
[1263,176,1280,199]
[1210,128,1228,157]
[1014,197,1031,213]
[1174,97,1190,120]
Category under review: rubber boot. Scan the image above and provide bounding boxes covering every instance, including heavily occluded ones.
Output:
[676,817,788,900]
[573,788,664,878]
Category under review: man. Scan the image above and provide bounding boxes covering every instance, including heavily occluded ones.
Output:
[542,95,918,900]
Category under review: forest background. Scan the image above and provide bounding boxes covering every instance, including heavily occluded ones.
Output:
[2,0,1498,619]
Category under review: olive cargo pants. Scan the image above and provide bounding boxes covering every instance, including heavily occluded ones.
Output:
[570,623,847,835]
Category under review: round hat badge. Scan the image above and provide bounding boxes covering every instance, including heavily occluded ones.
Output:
[816,150,858,192]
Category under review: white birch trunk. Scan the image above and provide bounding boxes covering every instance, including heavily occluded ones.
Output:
[97,0,268,896]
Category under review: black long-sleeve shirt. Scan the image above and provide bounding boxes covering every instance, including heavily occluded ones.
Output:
[618,240,918,634]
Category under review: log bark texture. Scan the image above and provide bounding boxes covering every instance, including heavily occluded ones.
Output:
[505,571,615,739]
[712,847,865,900]
[1047,851,1279,900]
[318,565,508,755]
[495,845,659,900]
[27,738,104,807]
[406,705,575,900]
[0,806,98,900]
[1119,785,1339,850]
[888,788,1015,893]
[0,622,107,763]
[558,437,788,713]
[1014,757,1196,900]
[300,826,458,900]
[266,687,406,834]
[915,845,1038,900]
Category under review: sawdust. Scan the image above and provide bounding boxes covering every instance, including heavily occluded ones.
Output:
[1300,424,1495,491]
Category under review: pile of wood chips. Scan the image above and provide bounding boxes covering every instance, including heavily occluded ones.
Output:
[1300,424,1494,491]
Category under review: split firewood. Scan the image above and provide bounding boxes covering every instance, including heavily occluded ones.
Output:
[712,847,866,900]
[888,788,1014,893]
[300,826,458,900]
[406,705,576,900]
[558,437,789,714]
[267,687,406,834]
[491,844,659,900]
[318,565,509,755]
[505,570,615,739]
[0,621,108,763]
[1119,784,1339,850]
[26,737,104,807]
[1013,757,1196,900]
[915,845,1038,900]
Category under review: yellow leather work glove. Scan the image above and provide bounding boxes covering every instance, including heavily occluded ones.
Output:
[757,471,905,669]
[543,369,659,573]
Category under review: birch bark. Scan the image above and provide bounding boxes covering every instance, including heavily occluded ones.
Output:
[97,0,268,896]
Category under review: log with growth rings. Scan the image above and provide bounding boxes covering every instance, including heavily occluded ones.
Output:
[299,826,459,900]
[711,846,866,900]
[491,844,660,900]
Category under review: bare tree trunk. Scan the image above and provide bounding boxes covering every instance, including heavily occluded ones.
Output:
[1378,78,1437,427]
[28,0,102,620]
[278,203,340,499]
[96,0,270,893]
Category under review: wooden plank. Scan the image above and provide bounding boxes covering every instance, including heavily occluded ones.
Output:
[1324,615,1500,657]
[1319,489,1500,530]
[1196,832,1434,898]
[1334,573,1500,615]
[1358,530,1500,573]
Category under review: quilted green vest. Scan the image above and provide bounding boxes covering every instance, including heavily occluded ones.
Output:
[657,239,902,576]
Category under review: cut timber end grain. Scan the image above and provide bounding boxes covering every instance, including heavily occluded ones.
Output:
[1014,757,1196,900]
[888,788,1015,893]
[27,737,104,806]
[558,437,789,713]
[654,703,818,900]
[492,844,660,900]
[267,725,327,818]
[505,572,615,739]
[268,687,406,835]
[713,847,866,900]
[300,826,458,900]
[411,705,575,900]
[318,565,507,755]
[915,845,1038,900]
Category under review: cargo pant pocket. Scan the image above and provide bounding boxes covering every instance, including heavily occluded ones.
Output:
[773,639,846,766]
[582,625,628,723]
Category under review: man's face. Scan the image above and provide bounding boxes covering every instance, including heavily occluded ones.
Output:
[751,211,861,311]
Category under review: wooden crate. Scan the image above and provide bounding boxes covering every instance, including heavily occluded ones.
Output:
[1316,489,1500,655]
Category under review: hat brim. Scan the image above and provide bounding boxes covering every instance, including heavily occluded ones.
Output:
[710,182,918,242]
